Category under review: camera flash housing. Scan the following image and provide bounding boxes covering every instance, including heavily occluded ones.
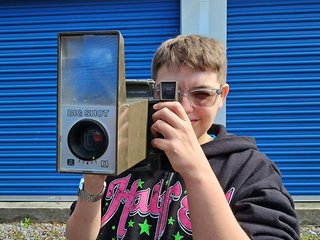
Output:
[57,31,148,175]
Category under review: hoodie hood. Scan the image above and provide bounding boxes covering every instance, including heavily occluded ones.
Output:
[201,124,258,157]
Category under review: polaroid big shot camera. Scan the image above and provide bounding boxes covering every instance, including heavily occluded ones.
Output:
[57,30,177,175]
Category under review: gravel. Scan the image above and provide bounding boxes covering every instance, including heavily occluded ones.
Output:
[300,225,320,240]
[0,222,319,239]
[0,222,66,240]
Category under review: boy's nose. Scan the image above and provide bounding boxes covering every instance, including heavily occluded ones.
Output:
[179,95,193,113]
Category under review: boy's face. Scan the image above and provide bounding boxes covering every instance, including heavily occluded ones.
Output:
[155,64,229,144]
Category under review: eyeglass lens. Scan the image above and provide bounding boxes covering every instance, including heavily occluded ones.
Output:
[179,89,221,107]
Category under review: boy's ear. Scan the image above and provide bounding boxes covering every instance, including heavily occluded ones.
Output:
[219,84,229,108]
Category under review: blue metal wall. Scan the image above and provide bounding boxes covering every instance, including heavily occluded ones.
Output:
[0,0,180,198]
[227,0,320,196]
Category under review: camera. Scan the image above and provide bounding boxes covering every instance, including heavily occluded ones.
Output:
[128,80,178,172]
[57,30,177,175]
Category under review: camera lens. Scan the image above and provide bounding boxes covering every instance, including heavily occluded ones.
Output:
[68,119,108,161]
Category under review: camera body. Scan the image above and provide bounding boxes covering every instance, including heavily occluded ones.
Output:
[57,31,177,175]
[128,80,178,172]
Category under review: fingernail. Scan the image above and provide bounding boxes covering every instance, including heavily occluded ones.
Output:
[153,103,159,110]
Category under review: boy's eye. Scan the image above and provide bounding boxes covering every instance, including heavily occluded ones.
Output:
[191,90,214,100]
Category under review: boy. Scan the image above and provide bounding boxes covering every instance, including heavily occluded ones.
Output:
[66,35,300,240]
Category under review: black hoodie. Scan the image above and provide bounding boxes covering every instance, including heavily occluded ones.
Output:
[72,124,300,240]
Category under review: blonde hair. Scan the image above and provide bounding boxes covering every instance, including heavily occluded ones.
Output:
[152,35,227,84]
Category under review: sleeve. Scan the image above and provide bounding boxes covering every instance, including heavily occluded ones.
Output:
[69,200,77,216]
[231,155,300,240]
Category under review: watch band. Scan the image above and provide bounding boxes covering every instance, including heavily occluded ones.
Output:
[77,177,106,202]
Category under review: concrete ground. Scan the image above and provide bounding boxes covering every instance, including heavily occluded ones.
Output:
[0,201,319,225]
[0,202,72,223]
[295,202,320,225]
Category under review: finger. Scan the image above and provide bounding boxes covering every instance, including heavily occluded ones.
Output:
[153,101,190,122]
[152,106,190,131]
[151,118,176,139]
[150,120,163,138]
[152,111,185,138]
[151,136,171,152]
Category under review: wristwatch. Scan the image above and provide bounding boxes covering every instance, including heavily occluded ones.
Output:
[77,177,106,202]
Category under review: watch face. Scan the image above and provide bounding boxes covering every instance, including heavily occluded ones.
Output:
[79,178,85,190]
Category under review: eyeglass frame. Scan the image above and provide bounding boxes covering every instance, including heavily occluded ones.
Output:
[154,84,223,107]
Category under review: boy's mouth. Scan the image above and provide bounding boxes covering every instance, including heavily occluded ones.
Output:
[190,119,198,124]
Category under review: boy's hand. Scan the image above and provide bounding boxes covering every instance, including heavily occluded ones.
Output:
[150,101,207,176]
[82,174,107,195]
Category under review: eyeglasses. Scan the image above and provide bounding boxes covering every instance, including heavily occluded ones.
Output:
[155,86,223,107]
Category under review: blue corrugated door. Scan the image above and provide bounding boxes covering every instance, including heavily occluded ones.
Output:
[0,0,180,199]
[227,0,320,197]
